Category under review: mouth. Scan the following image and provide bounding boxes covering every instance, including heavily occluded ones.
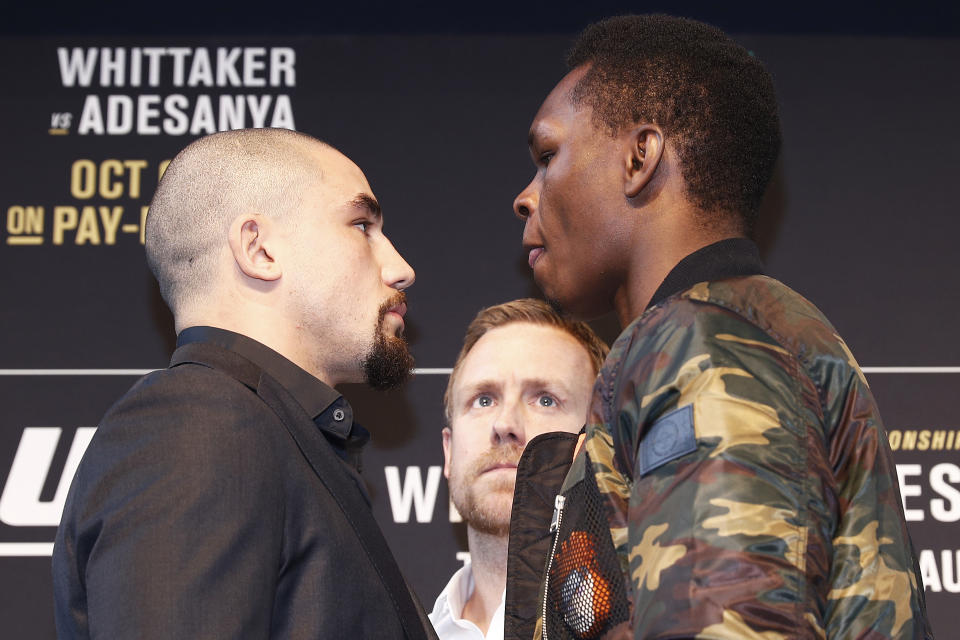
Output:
[482,462,519,474]
[526,246,544,269]
[381,296,408,336]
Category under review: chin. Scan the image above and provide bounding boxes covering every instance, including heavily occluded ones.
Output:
[537,275,603,320]
[472,507,513,534]
[544,292,610,321]
[535,280,572,317]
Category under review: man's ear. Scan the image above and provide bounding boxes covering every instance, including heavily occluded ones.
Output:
[624,124,665,198]
[441,426,453,479]
[228,215,282,281]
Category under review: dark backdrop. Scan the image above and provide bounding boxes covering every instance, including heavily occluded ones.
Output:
[1,6,958,637]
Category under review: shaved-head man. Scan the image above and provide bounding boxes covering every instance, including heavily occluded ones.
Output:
[430,299,607,640]
[53,128,438,640]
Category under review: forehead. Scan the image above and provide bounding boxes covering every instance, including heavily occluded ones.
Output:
[306,145,373,201]
[454,322,592,391]
[528,66,591,143]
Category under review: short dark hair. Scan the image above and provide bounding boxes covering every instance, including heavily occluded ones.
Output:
[566,14,781,233]
[443,298,609,423]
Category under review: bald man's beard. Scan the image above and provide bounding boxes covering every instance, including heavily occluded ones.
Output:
[449,443,523,537]
[361,294,414,390]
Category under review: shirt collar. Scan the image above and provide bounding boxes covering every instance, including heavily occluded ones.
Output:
[430,560,506,639]
[435,560,474,623]
[646,237,765,310]
[175,326,353,440]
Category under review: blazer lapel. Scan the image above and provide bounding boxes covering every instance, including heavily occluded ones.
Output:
[257,374,435,640]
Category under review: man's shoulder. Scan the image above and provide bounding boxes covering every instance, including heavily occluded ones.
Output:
[82,362,286,481]
[677,274,870,397]
[604,275,857,390]
[681,275,843,353]
[599,277,788,389]
[590,273,869,444]
[105,361,271,425]
[664,274,837,349]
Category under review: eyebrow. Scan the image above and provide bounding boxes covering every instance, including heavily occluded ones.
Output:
[351,193,382,220]
[458,378,498,395]
[527,121,553,149]
[527,127,539,149]
[460,377,569,397]
[522,377,569,394]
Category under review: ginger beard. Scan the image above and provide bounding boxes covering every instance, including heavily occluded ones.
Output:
[361,292,414,390]
[448,442,524,537]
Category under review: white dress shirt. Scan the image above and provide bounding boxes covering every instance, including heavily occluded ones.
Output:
[428,561,505,640]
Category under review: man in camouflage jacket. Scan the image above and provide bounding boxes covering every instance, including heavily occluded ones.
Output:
[507,14,933,640]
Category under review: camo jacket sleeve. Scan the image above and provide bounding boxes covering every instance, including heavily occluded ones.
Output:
[584,282,931,639]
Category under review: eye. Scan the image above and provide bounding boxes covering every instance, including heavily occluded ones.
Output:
[539,152,554,167]
[537,394,558,408]
[353,221,369,233]
[472,394,494,409]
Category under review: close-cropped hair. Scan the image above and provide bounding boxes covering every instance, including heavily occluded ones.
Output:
[443,298,609,424]
[145,127,325,316]
[566,14,782,234]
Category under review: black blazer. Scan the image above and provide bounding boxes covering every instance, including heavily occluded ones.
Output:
[53,341,436,639]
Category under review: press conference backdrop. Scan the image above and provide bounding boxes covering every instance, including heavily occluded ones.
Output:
[0,34,957,637]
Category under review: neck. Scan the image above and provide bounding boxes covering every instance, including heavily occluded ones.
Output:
[176,304,338,387]
[613,223,740,327]
[461,527,509,635]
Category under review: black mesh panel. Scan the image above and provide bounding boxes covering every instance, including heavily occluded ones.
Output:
[544,457,630,639]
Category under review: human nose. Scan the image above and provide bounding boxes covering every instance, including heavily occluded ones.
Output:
[513,176,539,221]
[491,397,526,446]
[379,237,415,291]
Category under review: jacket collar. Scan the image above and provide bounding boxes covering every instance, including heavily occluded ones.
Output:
[647,237,764,310]
[175,326,351,438]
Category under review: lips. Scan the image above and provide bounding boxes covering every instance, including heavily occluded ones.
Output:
[381,294,408,336]
[482,462,519,474]
[527,247,544,268]
[522,221,544,270]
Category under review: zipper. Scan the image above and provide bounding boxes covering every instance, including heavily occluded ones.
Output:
[542,494,566,640]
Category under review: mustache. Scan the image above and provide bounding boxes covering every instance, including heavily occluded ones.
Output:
[466,443,524,475]
[378,291,407,320]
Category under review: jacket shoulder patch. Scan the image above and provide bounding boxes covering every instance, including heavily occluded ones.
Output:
[638,405,697,476]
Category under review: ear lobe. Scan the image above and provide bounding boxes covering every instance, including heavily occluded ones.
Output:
[625,125,664,198]
[228,215,282,282]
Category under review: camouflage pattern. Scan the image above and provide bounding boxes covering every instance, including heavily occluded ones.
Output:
[562,275,932,638]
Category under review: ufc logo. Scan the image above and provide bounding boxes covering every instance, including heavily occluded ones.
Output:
[0,427,95,527]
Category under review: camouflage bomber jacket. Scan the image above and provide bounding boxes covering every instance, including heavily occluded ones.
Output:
[543,274,933,639]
